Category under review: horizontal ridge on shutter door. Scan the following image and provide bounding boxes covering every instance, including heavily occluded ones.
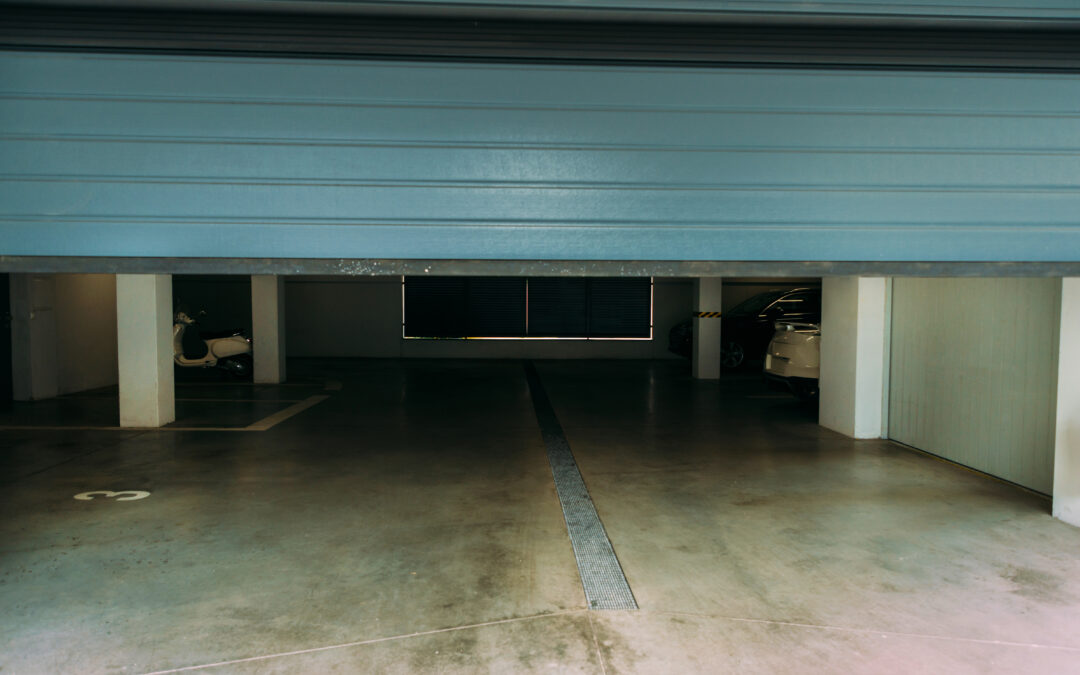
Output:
[4,7,1080,71]
[4,51,1080,263]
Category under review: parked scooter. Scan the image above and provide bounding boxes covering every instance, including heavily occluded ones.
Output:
[173,310,252,377]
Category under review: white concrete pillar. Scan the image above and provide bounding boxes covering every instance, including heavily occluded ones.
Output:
[116,274,174,427]
[251,275,286,384]
[819,276,888,439]
[9,274,59,400]
[1054,277,1080,527]
[692,277,723,380]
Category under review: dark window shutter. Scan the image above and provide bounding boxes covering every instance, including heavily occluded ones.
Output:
[527,279,588,337]
[467,277,526,337]
[588,278,652,338]
[405,276,651,338]
[403,277,467,337]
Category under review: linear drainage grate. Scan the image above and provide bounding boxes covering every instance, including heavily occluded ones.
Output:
[524,362,637,611]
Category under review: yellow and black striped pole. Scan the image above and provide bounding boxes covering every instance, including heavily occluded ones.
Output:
[693,311,722,318]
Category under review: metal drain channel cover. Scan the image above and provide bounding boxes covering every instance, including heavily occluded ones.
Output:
[525,363,638,611]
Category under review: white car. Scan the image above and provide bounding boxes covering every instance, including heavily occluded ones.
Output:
[763,321,820,399]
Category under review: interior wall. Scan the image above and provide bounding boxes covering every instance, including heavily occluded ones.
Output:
[168,275,819,359]
[889,278,1060,494]
[53,274,118,395]
[9,273,58,400]
[285,277,693,359]
[10,273,118,398]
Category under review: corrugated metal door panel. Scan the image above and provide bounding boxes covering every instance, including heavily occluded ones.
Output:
[359,0,1078,19]
[17,0,1078,23]
[7,8,1080,69]
[888,278,1060,494]
[2,51,1080,261]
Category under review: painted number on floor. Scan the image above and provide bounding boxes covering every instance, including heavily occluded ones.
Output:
[73,491,151,501]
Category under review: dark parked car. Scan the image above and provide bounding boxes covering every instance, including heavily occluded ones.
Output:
[668,287,822,369]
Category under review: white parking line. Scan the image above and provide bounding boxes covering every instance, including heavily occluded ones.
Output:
[0,395,330,433]
[174,382,325,388]
[0,425,250,432]
[244,395,330,431]
[175,398,306,403]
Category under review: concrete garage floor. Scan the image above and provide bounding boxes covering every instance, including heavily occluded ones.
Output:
[1,360,1079,674]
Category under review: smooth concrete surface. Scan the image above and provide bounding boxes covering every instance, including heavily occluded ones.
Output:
[2,360,1079,674]
[9,273,59,401]
[1056,277,1080,527]
[820,276,888,439]
[692,278,723,379]
[538,361,1080,671]
[116,274,175,428]
[252,275,286,384]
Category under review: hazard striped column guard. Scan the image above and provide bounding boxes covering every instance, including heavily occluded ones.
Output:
[694,311,722,318]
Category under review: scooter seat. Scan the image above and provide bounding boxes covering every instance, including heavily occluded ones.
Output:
[200,328,244,339]
[182,329,210,360]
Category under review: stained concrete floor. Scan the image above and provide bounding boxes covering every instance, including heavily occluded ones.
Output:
[1,359,1079,674]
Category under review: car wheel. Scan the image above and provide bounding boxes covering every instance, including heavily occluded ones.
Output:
[721,341,745,370]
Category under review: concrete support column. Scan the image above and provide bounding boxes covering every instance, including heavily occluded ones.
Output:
[9,274,58,401]
[1054,277,1080,527]
[692,277,723,380]
[117,274,174,427]
[251,275,286,384]
[819,276,889,439]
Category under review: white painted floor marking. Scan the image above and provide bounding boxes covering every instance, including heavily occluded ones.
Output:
[244,395,329,431]
[174,382,326,388]
[74,490,150,501]
[657,611,1080,652]
[140,609,587,674]
[55,395,303,403]
[175,398,306,403]
[0,396,330,433]
[0,425,254,432]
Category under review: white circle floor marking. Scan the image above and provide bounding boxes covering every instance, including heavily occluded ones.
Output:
[73,490,151,501]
